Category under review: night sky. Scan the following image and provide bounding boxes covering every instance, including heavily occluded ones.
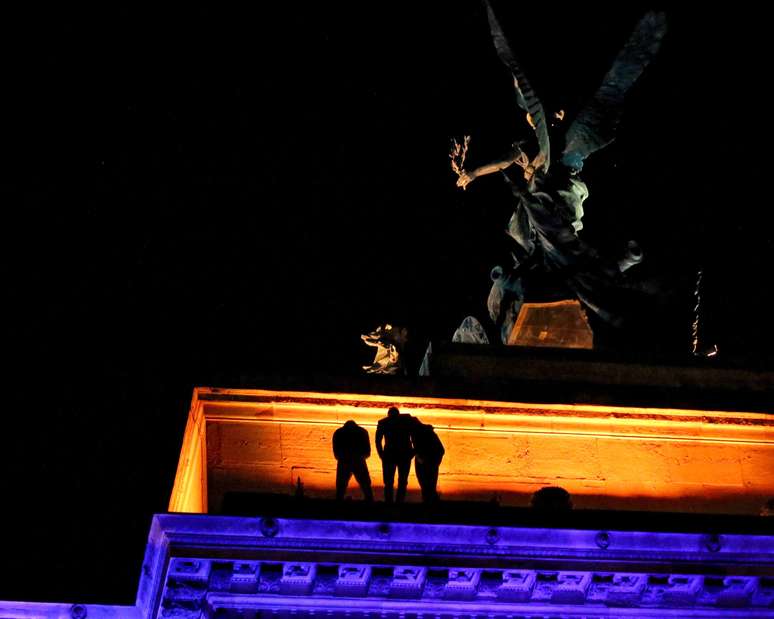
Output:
[1,3,772,604]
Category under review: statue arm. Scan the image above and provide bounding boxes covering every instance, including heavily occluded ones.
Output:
[457,155,518,189]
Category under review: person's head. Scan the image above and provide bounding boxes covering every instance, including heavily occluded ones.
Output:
[410,418,433,436]
[530,486,573,512]
[344,420,357,428]
[387,406,399,418]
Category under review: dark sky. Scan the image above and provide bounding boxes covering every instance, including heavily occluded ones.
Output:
[1,2,772,604]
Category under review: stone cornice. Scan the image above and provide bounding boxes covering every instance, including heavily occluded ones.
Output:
[146,514,774,617]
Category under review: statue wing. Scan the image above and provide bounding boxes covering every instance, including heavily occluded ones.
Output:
[562,11,667,168]
[485,0,551,174]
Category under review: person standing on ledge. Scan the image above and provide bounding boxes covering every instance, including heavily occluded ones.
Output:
[332,420,373,502]
[411,419,445,503]
[375,406,415,503]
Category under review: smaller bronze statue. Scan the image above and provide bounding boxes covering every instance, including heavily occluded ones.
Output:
[361,323,408,375]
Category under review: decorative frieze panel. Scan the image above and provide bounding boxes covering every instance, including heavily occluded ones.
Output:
[388,566,427,599]
[335,564,371,597]
[160,559,211,618]
[703,576,758,608]
[534,571,591,604]
[143,514,774,619]
[443,568,481,600]
[592,573,647,606]
[661,574,704,605]
[278,562,316,595]
[230,562,260,594]
[157,557,774,617]
[497,569,536,601]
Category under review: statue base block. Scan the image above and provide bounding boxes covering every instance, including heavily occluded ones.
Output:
[508,299,594,349]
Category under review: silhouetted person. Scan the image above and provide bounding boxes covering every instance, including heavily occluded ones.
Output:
[375,407,414,503]
[332,420,373,502]
[530,486,573,512]
[411,420,445,503]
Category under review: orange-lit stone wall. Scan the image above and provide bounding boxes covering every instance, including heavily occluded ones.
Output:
[169,388,774,515]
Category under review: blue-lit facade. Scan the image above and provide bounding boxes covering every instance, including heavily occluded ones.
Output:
[4,513,774,617]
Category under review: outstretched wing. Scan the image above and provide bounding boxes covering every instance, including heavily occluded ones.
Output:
[562,11,667,168]
[485,0,550,174]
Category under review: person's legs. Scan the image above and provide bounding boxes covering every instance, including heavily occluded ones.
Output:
[425,461,440,503]
[415,460,428,502]
[335,461,352,501]
[382,457,396,503]
[352,458,373,502]
[395,456,412,503]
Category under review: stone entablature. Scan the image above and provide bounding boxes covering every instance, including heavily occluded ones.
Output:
[3,513,774,618]
[148,514,774,618]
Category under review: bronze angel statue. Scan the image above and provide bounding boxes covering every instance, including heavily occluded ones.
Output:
[454,2,667,343]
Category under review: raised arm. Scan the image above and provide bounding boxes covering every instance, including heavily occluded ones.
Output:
[456,154,520,189]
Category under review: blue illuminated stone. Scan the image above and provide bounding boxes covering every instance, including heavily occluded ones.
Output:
[279,562,317,595]
[335,564,372,597]
[389,566,427,598]
[497,570,536,601]
[444,568,482,600]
